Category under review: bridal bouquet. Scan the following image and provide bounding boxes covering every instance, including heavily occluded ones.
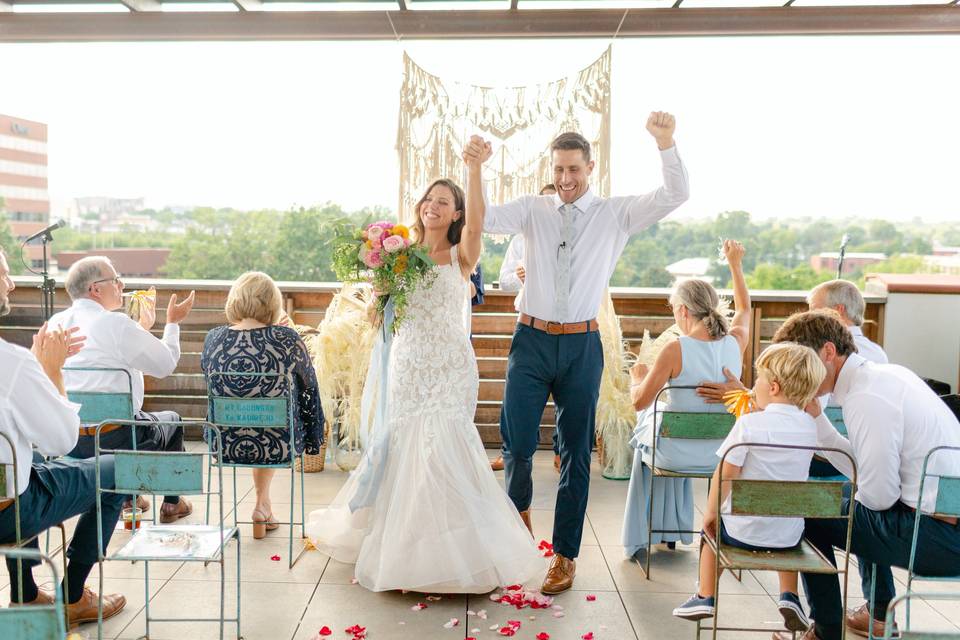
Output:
[330,220,435,333]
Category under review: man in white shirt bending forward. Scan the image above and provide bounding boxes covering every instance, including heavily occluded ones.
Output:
[49,256,196,524]
[464,112,690,594]
[770,310,960,640]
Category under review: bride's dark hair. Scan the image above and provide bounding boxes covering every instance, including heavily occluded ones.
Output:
[411,179,466,247]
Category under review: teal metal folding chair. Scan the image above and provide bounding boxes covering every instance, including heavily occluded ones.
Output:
[809,406,849,482]
[95,421,241,640]
[205,371,308,569]
[64,367,136,429]
[0,548,67,640]
[883,592,960,640]
[0,431,70,619]
[644,385,737,579]
[701,443,858,640]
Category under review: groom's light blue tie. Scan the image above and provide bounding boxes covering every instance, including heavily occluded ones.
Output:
[554,203,574,322]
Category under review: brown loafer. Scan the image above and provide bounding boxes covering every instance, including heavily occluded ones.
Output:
[772,628,818,640]
[541,553,576,595]
[159,497,193,524]
[67,586,126,626]
[847,602,898,638]
[518,509,533,536]
[9,589,54,606]
[491,456,505,471]
[122,495,151,512]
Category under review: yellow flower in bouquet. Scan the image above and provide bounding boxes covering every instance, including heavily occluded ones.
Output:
[390,224,410,240]
[393,254,409,275]
[723,389,758,418]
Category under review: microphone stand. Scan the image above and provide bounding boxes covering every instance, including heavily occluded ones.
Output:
[836,234,850,280]
[27,228,57,321]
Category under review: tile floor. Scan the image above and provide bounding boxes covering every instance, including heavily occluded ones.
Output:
[4,449,958,640]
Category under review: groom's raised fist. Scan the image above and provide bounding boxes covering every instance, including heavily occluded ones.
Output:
[645,111,676,150]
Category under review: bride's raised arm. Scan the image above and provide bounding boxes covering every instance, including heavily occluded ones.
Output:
[460,135,492,279]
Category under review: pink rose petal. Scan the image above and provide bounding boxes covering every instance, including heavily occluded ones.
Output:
[582,633,594,640]
[585,594,597,602]
[443,618,460,629]
[411,603,427,611]
[537,634,551,640]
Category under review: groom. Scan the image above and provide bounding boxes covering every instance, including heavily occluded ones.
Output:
[464,113,690,594]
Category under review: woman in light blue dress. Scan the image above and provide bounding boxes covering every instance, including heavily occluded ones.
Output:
[622,240,751,559]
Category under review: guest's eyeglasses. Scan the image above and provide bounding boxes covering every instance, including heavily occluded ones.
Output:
[91,276,122,287]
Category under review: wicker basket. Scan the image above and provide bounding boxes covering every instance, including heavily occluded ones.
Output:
[295,422,329,473]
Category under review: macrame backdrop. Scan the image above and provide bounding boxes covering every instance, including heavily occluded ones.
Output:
[396,47,612,222]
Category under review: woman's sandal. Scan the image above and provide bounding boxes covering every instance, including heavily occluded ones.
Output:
[251,508,280,539]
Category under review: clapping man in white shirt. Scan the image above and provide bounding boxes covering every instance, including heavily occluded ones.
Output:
[49,256,196,524]
[464,113,690,594]
[807,280,887,365]
[770,310,960,640]
[0,247,128,624]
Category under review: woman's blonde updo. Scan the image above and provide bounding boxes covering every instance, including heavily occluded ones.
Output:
[670,278,730,339]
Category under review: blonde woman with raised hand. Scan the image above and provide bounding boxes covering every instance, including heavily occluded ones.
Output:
[621,240,750,562]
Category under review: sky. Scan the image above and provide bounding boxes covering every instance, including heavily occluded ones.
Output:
[2,34,959,222]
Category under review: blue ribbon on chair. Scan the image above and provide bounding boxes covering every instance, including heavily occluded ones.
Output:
[348,298,395,512]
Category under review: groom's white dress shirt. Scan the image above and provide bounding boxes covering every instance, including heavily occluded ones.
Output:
[49,298,181,414]
[482,146,689,324]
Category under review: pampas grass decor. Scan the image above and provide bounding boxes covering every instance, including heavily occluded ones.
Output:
[595,291,637,480]
[313,285,376,462]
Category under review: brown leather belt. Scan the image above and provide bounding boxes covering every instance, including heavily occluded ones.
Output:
[519,313,598,335]
[78,423,124,437]
[903,501,958,526]
[0,498,13,513]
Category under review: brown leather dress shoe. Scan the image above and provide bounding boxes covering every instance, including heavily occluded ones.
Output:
[847,602,898,638]
[9,589,54,606]
[541,553,576,595]
[491,456,505,471]
[159,497,193,524]
[122,495,151,512]
[67,587,126,626]
[772,627,818,640]
[519,509,533,536]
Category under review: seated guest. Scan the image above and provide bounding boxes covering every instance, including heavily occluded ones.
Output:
[0,247,127,623]
[673,343,827,632]
[621,240,750,559]
[491,183,557,473]
[201,271,323,539]
[49,256,195,524]
[770,310,960,640]
[807,280,887,364]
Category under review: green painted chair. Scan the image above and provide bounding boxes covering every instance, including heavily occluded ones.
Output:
[94,421,241,640]
[63,367,136,429]
[700,443,858,640]
[883,592,960,640]
[643,385,737,579]
[0,548,67,640]
[864,445,960,639]
[0,431,70,620]
[205,371,308,569]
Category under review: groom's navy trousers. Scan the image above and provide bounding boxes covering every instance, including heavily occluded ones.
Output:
[500,322,603,560]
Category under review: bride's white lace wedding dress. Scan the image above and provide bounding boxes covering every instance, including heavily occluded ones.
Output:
[306,244,542,593]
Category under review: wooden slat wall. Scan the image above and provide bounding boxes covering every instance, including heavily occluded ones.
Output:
[2,277,887,447]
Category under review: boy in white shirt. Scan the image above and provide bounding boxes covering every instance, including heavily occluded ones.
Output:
[673,342,827,632]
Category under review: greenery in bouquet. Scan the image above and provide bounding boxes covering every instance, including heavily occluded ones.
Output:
[330,219,435,332]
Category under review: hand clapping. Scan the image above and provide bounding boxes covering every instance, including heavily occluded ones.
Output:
[31,322,82,375]
[166,290,196,325]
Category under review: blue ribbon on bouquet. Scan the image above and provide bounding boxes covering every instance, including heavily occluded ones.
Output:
[348,297,395,512]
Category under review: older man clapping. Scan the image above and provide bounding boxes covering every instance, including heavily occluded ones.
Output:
[49,256,196,523]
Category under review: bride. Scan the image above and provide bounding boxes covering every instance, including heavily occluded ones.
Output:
[306,166,542,593]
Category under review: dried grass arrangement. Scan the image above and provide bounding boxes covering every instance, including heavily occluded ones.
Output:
[312,284,377,469]
[595,291,637,480]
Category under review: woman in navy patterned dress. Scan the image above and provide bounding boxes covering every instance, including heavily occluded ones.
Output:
[201,271,323,538]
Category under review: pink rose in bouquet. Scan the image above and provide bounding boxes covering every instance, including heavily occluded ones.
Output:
[362,248,384,268]
[382,235,406,253]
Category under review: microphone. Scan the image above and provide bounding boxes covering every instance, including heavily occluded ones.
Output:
[23,219,67,243]
[559,242,567,249]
